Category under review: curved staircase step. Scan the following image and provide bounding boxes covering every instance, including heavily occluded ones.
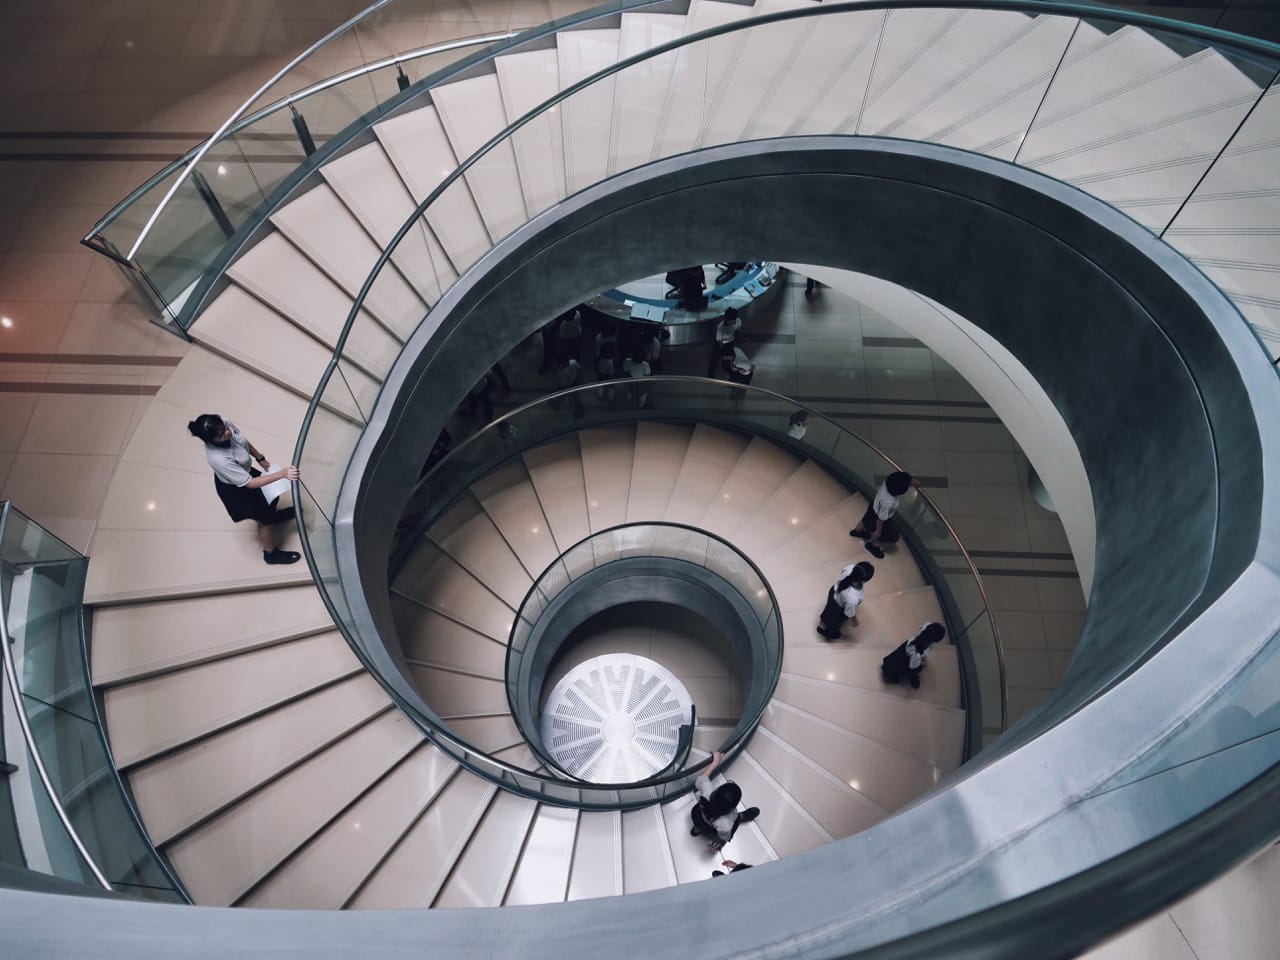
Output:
[103,629,363,768]
[240,740,458,909]
[622,804,677,894]
[626,421,693,522]
[349,770,495,908]
[663,424,751,525]
[393,540,514,641]
[760,700,940,813]
[522,436,590,552]
[495,47,566,216]
[774,674,966,770]
[391,600,508,677]
[428,491,533,608]
[503,804,579,905]
[566,808,623,901]
[697,436,802,537]
[782,643,963,709]
[470,460,561,579]
[165,709,424,906]
[127,673,391,846]
[579,426,635,531]
[91,583,332,686]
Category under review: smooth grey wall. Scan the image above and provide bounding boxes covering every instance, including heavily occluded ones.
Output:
[342,138,1264,760]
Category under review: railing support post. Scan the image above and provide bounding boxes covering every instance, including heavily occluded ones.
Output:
[290,105,317,157]
[190,169,235,239]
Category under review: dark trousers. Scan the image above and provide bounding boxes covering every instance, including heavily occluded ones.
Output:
[819,588,847,636]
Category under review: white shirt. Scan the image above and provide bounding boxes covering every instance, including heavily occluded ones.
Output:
[714,316,742,344]
[555,358,580,388]
[694,775,737,842]
[623,357,651,378]
[203,419,253,487]
[831,563,865,618]
[787,423,807,440]
[872,482,900,522]
[906,622,935,670]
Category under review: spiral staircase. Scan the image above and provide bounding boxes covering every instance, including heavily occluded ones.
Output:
[5,1,1276,957]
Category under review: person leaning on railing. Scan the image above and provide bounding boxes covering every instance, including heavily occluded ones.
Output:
[187,413,301,565]
[690,750,760,852]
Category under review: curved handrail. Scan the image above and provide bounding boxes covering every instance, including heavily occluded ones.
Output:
[120,0,400,261]
[389,375,1006,734]
[502,520,782,777]
[80,31,515,257]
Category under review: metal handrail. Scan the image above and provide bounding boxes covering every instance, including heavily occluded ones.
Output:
[0,503,110,891]
[80,31,515,254]
[501,520,782,776]
[119,0,397,261]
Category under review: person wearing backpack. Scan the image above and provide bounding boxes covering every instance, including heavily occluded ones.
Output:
[690,750,760,851]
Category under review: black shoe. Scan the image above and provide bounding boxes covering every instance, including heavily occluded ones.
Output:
[910,674,921,690]
[849,528,869,540]
[264,548,301,565]
[738,806,760,824]
[817,627,838,640]
[272,506,296,525]
[865,542,885,559]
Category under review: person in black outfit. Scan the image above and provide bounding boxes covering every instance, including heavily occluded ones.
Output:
[690,750,760,852]
[881,622,946,689]
[712,860,753,877]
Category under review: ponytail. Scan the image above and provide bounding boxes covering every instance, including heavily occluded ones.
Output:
[188,414,224,443]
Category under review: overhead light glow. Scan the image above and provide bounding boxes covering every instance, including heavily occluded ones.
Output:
[0,317,12,329]
[216,164,227,176]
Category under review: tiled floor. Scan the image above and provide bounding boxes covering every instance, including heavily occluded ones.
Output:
[0,3,1273,955]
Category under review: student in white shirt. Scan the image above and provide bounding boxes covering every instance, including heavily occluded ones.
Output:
[849,470,914,559]
[187,413,301,565]
[817,561,875,640]
[881,622,946,689]
[786,410,809,440]
[690,750,760,851]
[707,307,743,376]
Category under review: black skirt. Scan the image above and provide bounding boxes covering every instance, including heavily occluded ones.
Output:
[819,587,847,633]
[214,468,280,524]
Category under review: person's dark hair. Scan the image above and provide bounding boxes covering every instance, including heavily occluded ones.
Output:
[723,307,739,322]
[789,410,808,427]
[187,413,224,443]
[838,561,875,591]
[916,622,946,648]
[702,781,742,819]
[886,471,912,496]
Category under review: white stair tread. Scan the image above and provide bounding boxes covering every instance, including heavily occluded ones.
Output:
[322,140,456,304]
[566,809,622,901]
[782,643,962,708]
[269,182,427,336]
[622,805,676,894]
[227,231,403,372]
[391,599,508,677]
[697,436,802,537]
[432,73,528,241]
[393,542,515,641]
[611,12,687,174]
[728,458,849,558]
[373,104,493,272]
[523,437,591,552]
[128,673,390,846]
[470,460,561,579]
[626,421,692,522]
[442,714,525,755]
[774,673,966,770]
[166,709,423,906]
[193,283,374,412]
[504,804,578,905]
[579,426,635,532]
[777,585,943,647]
[746,726,887,839]
[761,700,940,813]
[349,771,494,908]
[241,741,457,909]
[104,630,362,767]
[91,583,331,685]
[728,751,831,858]
[409,664,510,717]
[435,790,538,908]
[428,492,533,608]
[495,48,566,217]
[556,28,621,194]
[663,424,751,525]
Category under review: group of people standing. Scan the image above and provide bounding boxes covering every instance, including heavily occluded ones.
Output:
[815,469,947,689]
